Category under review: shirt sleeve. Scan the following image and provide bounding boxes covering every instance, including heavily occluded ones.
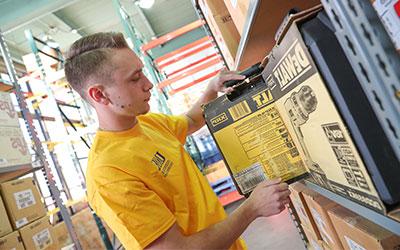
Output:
[93,179,176,248]
[149,113,189,144]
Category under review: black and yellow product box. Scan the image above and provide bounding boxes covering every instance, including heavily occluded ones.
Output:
[262,8,399,213]
[204,75,308,196]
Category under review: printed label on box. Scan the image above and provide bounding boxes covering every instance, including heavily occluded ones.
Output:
[344,235,366,250]
[15,217,28,228]
[234,162,266,193]
[33,228,52,250]
[14,189,36,210]
[311,207,333,244]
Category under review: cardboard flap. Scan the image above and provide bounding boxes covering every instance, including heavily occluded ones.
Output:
[275,4,323,45]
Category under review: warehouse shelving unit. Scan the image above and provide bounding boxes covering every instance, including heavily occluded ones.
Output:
[22,30,115,250]
[321,0,400,169]
[304,180,400,235]
[192,0,400,247]
[0,29,83,250]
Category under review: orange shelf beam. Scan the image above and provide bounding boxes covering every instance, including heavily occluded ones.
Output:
[167,53,220,78]
[158,57,223,89]
[141,19,205,52]
[154,36,213,66]
[169,69,221,95]
[158,43,215,71]
[219,190,244,207]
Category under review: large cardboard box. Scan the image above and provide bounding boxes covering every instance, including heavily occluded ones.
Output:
[59,208,113,249]
[204,76,307,196]
[303,191,344,250]
[0,231,25,250]
[289,182,321,241]
[0,92,19,127]
[223,0,250,35]
[198,0,240,69]
[302,224,325,250]
[0,177,46,229]
[19,217,56,250]
[262,9,396,213]
[0,195,12,237]
[0,126,31,170]
[52,222,73,249]
[328,206,400,250]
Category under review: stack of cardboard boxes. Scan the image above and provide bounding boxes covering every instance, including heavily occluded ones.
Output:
[0,176,114,249]
[197,0,241,69]
[0,92,31,172]
[0,177,56,250]
[290,182,400,250]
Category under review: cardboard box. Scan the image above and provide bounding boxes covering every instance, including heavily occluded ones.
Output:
[371,0,400,51]
[262,9,393,212]
[223,0,250,35]
[19,216,56,250]
[198,0,240,69]
[328,206,400,250]
[0,177,46,229]
[0,126,31,170]
[52,222,73,249]
[69,208,113,249]
[0,231,25,250]
[0,92,19,127]
[204,75,307,196]
[0,195,12,237]
[303,190,344,250]
[289,182,321,241]
[302,224,326,250]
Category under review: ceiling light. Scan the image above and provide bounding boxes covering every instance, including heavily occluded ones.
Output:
[136,0,155,9]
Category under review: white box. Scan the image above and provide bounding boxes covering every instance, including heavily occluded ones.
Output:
[0,126,31,169]
[0,91,19,127]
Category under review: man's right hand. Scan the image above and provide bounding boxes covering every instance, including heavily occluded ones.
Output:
[247,178,291,218]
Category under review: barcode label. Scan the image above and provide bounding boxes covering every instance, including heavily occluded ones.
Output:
[14,189,36,210]
[33,228,52,250]
[344,236,366,250]
[228,100,251,121]
[15,217,28,228]
[234,162,266,194]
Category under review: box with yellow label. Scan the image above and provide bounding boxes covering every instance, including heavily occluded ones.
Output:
[204,75,308,195]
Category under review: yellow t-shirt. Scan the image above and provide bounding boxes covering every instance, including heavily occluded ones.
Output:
[86,113,246,250]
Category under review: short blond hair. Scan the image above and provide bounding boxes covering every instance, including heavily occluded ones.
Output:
[64,32,129,99]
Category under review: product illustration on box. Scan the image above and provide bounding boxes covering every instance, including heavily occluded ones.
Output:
[262,9,394,213]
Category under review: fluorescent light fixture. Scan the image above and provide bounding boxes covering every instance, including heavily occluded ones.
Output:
[136,0,155,9]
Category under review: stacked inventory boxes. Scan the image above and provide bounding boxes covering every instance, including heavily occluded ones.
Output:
[328,206,400,250]
[0,92,31,171]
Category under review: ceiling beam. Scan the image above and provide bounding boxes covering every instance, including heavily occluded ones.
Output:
[1,0,79,34]
[52,12,87,37]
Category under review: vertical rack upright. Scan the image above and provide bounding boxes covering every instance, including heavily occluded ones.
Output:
[0,29,83,250]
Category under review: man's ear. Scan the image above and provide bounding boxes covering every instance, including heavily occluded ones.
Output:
[87,84,110,105]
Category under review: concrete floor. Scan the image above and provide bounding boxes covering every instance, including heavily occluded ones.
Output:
[225,199,306,250]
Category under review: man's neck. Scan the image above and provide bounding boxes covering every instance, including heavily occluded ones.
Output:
[97,111,138,132]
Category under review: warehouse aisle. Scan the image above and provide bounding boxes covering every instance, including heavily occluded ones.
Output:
[226,200,305,250]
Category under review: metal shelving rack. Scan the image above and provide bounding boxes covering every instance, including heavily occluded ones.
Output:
[22,30,114,250]
[23,29,89,204]
[321,0,400,161]
[0,29,83,250]
[304,180,400,235]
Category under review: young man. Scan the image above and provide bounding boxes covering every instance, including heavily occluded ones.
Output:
[65,32,291,250]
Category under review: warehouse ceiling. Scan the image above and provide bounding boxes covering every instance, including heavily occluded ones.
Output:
[0,0,201,67]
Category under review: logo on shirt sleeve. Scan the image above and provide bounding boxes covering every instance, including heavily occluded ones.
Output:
[151,152,173,177]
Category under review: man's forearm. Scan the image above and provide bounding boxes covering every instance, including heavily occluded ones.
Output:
[185,86,217,133]
[182,200,255,249]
